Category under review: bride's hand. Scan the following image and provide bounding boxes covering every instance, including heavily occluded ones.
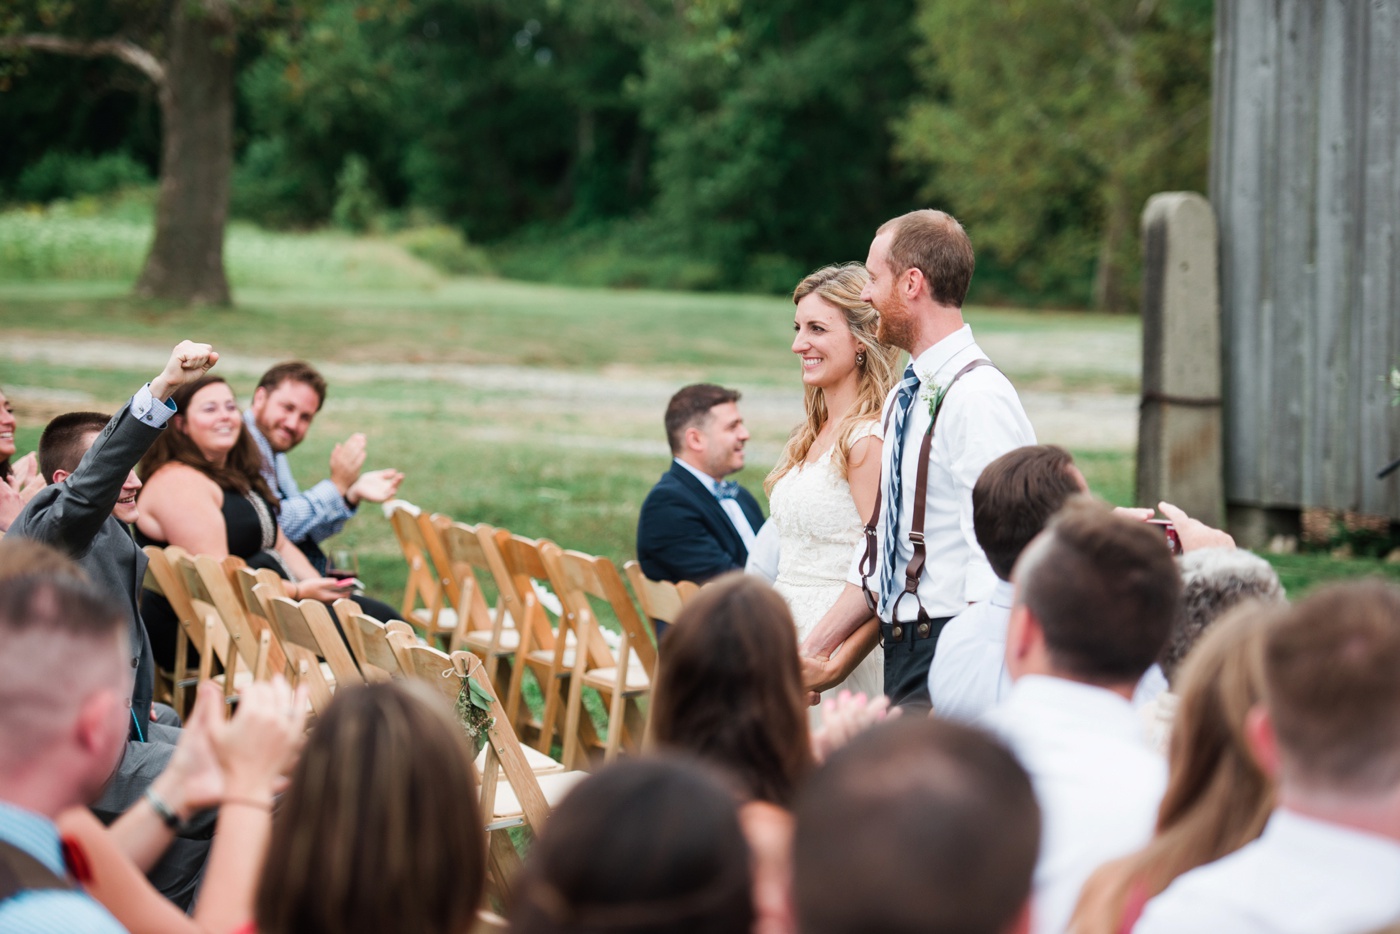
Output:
[800,652,844,695]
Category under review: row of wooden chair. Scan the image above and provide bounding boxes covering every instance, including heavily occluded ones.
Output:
[385,502,699,771]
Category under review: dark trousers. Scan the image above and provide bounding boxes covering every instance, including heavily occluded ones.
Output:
[881,616,953,711]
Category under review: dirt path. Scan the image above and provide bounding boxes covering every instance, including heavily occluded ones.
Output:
[2,334,1139,451]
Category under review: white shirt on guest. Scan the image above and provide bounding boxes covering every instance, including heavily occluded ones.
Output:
[929,583,1170,725]
[1135,808,1400,934]
[674,458,757,551]
[982,675,1167,934]
[846,325,1035,622]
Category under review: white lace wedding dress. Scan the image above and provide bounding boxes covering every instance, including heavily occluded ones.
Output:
[769,420,884,719]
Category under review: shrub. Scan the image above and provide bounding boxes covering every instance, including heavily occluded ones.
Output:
[14,152,151,204]
[331,154,381,233]
[390,225,494,277]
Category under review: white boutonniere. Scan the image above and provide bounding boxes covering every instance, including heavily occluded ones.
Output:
[918,370,947,419]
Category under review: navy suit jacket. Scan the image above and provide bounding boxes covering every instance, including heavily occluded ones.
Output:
[636,461,765,584]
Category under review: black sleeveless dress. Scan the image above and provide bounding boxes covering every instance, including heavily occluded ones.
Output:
[137,488,280,671]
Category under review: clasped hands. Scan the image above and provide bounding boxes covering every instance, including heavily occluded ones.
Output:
[330,432,404,505]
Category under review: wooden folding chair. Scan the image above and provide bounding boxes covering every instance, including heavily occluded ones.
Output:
[494,531,592,754]
[544,546,656,768]
[391,638,586,899]
[336,603,416,682]
[432,516,519,689]
[249,583,342,714]
[624,560,700,630]
[142,546,222,713]
[386,502,455,637]
[172,553,276,704]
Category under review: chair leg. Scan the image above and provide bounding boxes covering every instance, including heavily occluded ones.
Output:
[562,674,590,770]
[486,830,522,903]
[605,686,628,763]
[535,673,567,755]
[622,698,647,756]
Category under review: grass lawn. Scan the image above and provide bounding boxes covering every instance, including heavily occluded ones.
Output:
[2,200,1396,607]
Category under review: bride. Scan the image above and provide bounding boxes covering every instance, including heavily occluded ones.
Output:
[765,263,899,714]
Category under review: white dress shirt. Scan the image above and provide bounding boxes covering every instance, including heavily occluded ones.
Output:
[847,325,1035,622]
[929,579,1016,719]
[674,458,757,550]
[1135,809,1400,934]
[983,676,1167,934]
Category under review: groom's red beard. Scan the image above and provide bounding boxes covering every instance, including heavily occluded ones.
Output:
[875,291,917,352]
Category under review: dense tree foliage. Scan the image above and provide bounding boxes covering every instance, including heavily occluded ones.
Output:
[1,0,1212,306]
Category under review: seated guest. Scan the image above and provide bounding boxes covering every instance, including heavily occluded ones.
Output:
[10,341,218,906]
[984,501,1179,934]
[1135,580,1400,934]
[1138,547,1285,751]
[244,361,403,574]
[637,384,765,587]
[1070,603,1277,934]
[511,757,755,934]
[0,543,146,933]
[0,386,44,532]
[252,681,486,934]
[133,375,355,670]
[793,718,1040,934]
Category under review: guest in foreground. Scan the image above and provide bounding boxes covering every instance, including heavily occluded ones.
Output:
[251,680,486,934]
[793,717,1040,934]
[511,756,754,934]
[134,375,354,670]
[800,209,1036,709]
[636,384,765,590]
[765,262,898,712]
[244,361,403,574]
[1070,603,1276,934]
[0,544,144,932]
[9,340,219,905]
[984,501,1178,934]
[1135,580,1400,934]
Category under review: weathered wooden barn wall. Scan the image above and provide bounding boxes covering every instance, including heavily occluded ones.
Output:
[1212,0,1400,520]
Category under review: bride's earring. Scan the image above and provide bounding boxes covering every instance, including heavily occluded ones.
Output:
[856,348,867,367]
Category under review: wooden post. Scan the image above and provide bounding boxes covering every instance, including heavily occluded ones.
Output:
[1136,192,1225,529]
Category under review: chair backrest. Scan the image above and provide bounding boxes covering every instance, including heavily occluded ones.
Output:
[391,637,552,833]
[341,609,414,682]
[387,502,444,627]
[144,545,218,658]
[437,518,514,650]
[493,530,562,653]
[623,561,700,628]
[252,582,336,713]
[545,547,654,677]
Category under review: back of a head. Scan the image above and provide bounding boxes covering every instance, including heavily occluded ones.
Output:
[794,718,1039,934]
[972,445,1083,581]
[1018,499,1181,684]
[38,411,111,484]
[664,384,740,455]
[1263,579,1400,797]
[0,540,128,783]
[511,756,754,934]
[256,680,485,934]
[1162,548,1284,683]
[650,573,813,806]
[876,209,976,308]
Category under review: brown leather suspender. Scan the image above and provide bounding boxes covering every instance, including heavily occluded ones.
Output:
[860,359,997,622]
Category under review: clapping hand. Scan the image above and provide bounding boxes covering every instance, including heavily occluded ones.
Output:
[330,433,367,495]
[209,675,308,801]
[150,341,218,401]
[348,467,404,505]
[811,690,899,761]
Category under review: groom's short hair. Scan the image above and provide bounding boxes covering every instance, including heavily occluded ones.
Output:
[794,718,1039,934]
[665,384,741,454]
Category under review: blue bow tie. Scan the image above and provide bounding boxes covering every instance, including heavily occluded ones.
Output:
[713,481,740,501]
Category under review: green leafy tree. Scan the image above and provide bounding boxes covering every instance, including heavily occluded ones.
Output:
[896,0,1212,310]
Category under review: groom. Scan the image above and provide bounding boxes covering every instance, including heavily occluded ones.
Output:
[636,384,765,594]
[800,210,1035,708]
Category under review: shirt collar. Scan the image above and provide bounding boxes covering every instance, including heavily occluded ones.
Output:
[674,457,720,494]
[991,579,1016,609]
[0,800,65,875]
[1007,675,1145,739]
[911,324,977,384]
[243,409,274,465]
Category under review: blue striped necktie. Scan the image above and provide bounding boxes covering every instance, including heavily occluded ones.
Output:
[879,363,921,616]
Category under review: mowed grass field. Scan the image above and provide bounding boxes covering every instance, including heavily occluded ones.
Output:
[2,201,1396,604]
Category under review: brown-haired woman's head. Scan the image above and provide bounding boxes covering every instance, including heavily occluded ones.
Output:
[650,573,813,807]
[256,680,486,934]
[138,376,276,505]
[511,756,754,934]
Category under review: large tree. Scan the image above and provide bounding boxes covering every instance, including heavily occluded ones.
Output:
[2,0,267,305]
[896,0,1212,311]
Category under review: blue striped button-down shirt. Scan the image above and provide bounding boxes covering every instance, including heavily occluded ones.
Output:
[0,801,129,933]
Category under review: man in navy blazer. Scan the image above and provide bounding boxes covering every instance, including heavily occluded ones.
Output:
[636,384,766,588]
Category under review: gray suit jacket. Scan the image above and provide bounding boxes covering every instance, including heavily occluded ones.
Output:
[11,404,163,736]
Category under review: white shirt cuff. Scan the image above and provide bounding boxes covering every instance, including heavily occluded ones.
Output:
[131,384,177,428]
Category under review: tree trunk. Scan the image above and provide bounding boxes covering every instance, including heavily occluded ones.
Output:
[1093,181,1132,313]
[133,0,236,306]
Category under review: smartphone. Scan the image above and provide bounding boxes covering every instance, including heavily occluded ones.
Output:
[1147,519,1183,556]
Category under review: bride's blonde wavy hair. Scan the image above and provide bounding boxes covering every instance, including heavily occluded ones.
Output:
[765,263,900,494]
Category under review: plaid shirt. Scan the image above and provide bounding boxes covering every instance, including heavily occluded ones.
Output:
[243,410,355,546]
